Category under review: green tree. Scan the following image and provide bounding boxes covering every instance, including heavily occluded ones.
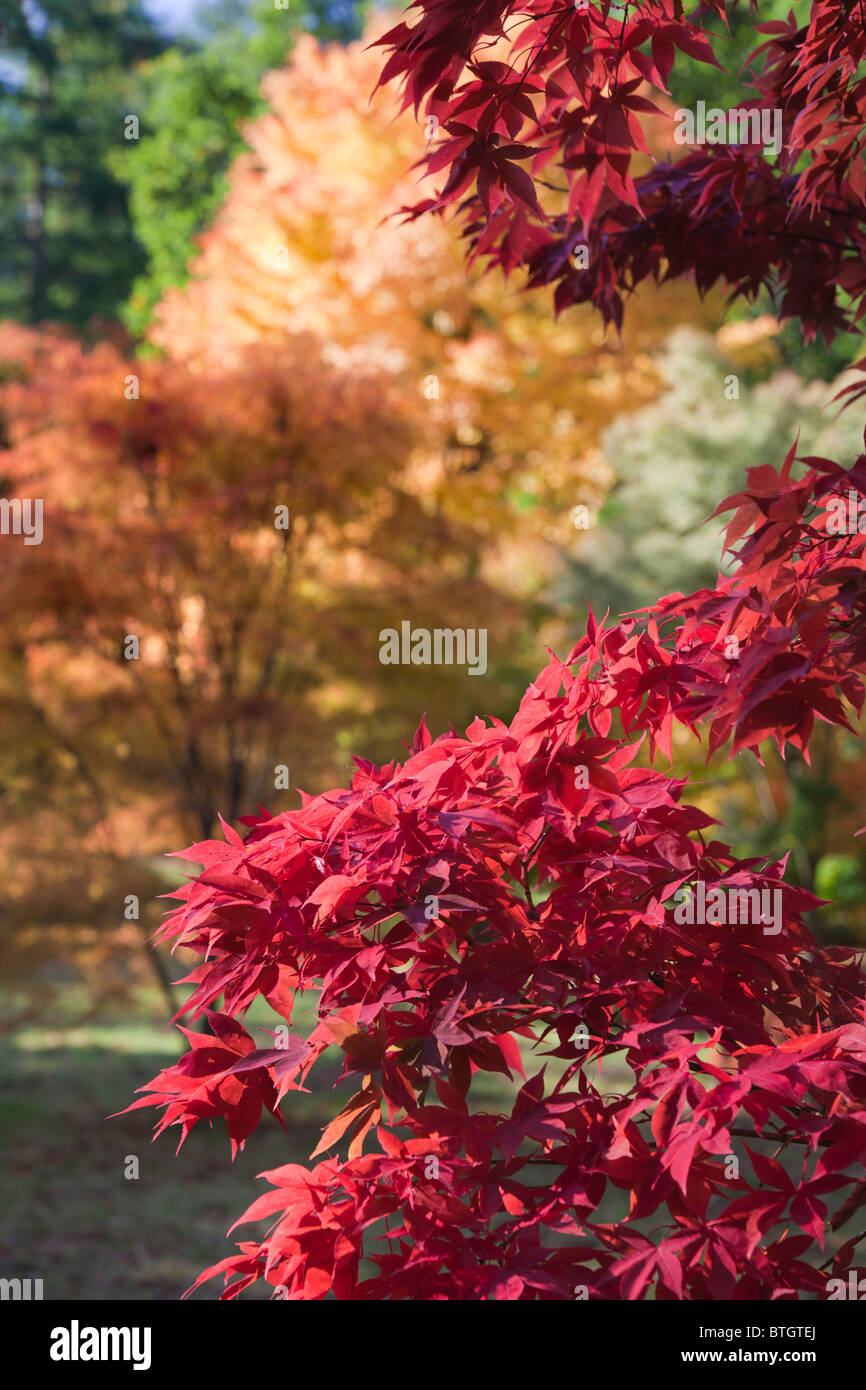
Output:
[557,325,864,619]
[666,0,792,113]
[0,0,167,329]
[114,0,366,337]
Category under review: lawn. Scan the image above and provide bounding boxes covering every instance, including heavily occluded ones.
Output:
[0,996,577,1300]
[2,998,855,1299]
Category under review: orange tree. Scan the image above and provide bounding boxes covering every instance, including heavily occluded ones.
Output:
[0,321,510,1019]
[0,27,703,1020]
[151,29,711,566]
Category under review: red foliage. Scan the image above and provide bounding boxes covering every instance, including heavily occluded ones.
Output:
[123,448,866,1299]
[374,2,866,350]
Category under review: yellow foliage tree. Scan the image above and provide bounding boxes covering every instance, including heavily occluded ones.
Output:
[152,29,715,594]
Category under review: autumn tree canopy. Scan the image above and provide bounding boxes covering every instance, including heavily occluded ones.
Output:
[151,30,705,547]
[0,317,512,1016]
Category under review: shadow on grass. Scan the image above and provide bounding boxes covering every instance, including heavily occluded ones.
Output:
[0,1030,344,1300]
[13,1020,847,1303]
[0,1016,630,1300]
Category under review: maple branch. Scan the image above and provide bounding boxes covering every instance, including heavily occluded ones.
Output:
[524,822,553,866]
[818,1228,866,1270]
[521,877,539,920]
[610,3,629,102]
[517,823,553,919]
[727,1127,812,1145]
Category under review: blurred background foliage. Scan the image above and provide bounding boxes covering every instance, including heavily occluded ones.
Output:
[113,0,368,335]
[0,0,167,327]
[0,0,863,1028]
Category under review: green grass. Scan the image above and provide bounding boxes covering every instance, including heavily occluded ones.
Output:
[3,1004,856,1300]
[0,1021,328,1299]
[0,1000,566,1301]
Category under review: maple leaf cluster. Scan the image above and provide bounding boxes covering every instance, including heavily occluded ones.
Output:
[125,445,866,1299]
[374,1,866,349]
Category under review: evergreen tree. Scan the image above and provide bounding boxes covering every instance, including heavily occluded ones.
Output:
[0,0,167,329]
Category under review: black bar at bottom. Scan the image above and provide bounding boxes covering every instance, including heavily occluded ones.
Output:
[1,1294,858,1378]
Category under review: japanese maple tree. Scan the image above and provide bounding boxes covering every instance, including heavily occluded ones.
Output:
[374,0,866,357]
[123,1,866,1298]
